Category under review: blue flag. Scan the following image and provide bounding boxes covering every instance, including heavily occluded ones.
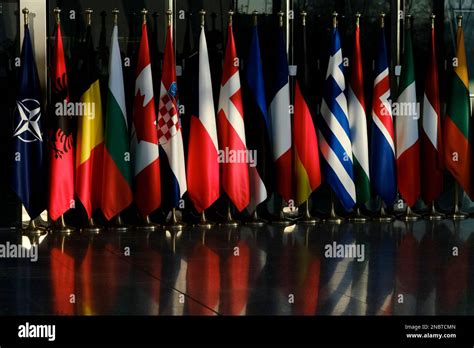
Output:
[243,25,273,213]
[318,27,356,211]
[11,26,46,219]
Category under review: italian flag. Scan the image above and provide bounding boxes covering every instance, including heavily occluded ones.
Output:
[396,24,420,207]
[101,24,133,220]
[443,20,473,198]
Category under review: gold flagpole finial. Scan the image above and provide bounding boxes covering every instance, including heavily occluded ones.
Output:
[457,14,462,28]
[112,8,119,26]
[380,12,386,28]
[85,8,93,26]
[54,7,61,24]
[355,12,361,27]
[22,8,29,26]
[166,9,172,26]
[430,13,436,28]
[199,9,206,27]
[278,11,284,28]
[301,10,307,26]
[253,10,259,26]
[228,10,234,26]
[332,11,338,28]
[141,8,148,24]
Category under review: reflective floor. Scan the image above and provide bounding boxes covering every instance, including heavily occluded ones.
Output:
[0,219,473,315]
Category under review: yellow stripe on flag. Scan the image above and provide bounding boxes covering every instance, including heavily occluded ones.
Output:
[456,27,469,89]
[295,151,312,206]
[77,80,104,165]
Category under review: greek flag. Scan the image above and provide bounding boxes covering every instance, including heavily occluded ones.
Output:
[318,27,356,211]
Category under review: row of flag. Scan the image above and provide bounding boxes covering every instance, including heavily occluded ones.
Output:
[10,9,471,224]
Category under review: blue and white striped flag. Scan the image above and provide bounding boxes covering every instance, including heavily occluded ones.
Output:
[318,26,356,211]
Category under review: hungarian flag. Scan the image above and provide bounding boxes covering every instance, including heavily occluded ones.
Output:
[396,25,420,207]
[370,26,397,206]
[267,21,292,203]
[347,19,370,205]
[422,19,443,204]
[158,23,187,210]
[217,21,250,212]
[12,24,46,219]
[48,21,74,221]
[244,24,272,213]
[75,24,104,219]
[319,25,356,211]
[187,26,220,213]
[293,15,321,207]
[131,22,161,217]
[443,20,473,198]
[101,22,133,220]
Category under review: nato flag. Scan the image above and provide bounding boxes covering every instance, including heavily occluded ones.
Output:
[11,26,46,219]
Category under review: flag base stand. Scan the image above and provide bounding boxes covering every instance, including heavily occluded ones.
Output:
[446,184,467,220]
[347,206,370,223]
[324,196,344,224]
[271,203,293,226]
[166,208,186,232]
[398,206,421,222]
[423,202,444,221]
[53,215,75,235]
[220,204,240,228]
[81,218,103,234]
[245,210,267,227]
[298,201,319,225]
[135,215,160,232]
[23,219,47,236]
[372,205,394,223]
[195,211,213,230]
[108,215,131,233]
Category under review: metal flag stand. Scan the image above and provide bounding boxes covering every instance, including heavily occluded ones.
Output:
[108,214,131,233]
[325,191,344,224]
[53,214,75,235]
[298,200,319,225]
[446,183,467,220]
[423,201,444,221]
[399,205,421,222]
[372,198,394,223]
[81,217,103,234]
[135,214,160,232]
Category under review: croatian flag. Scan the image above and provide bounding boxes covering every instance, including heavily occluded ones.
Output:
[158,24,187,209]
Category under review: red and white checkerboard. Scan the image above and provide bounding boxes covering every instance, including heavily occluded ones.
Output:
[158,94,180,144]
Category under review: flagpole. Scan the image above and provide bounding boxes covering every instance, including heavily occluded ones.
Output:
[447,183,468,220]
[20,7,46,237]
[48,7,76,235]
[347,12,369,224]
[271,10,292,227]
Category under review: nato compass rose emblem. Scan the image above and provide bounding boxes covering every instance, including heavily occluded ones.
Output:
[13,98,43,143]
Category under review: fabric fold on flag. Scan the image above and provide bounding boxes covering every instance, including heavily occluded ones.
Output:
[101,23,133,220]
[347,21,370,205]
[267,22,292,203]
[217,23,250,212]
[443,21,473,198]
[421,21,443,204]
[318,25,356,211]
[158,24,187,210]
[48,21,74,221]
[293,17,321,207]
[75,24,104,219]
[370,27,397,206]
[187,26,220,213]
[243,25,273,214]
[131,22,161,217]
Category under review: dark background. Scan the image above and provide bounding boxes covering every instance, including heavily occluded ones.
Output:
[0,0,472,226]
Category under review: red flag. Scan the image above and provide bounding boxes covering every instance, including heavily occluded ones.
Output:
[132,23,161,217]
[422,22,443,203]
[48,22,74,221]
[217,24,250,212]
[187,27,220,213]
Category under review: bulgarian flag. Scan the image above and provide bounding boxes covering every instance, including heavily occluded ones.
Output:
[347,16,370,205]
[101,22,133,220]
[443,18,473,198]
[75,23,104,219]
